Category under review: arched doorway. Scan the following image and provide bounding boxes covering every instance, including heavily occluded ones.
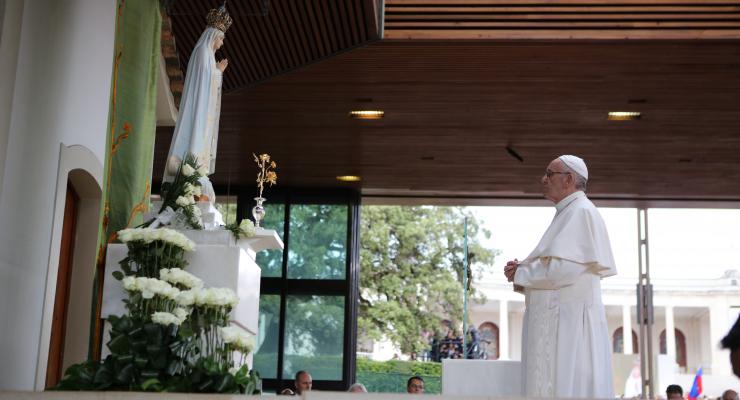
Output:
[478,322,499,360]
[613,327,639,354]
[660,328,687,369]
[38,144,103,390]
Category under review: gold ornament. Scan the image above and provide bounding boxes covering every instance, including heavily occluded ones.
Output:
[206,4,232,33]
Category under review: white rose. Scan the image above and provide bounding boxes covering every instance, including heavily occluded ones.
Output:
[122,276,137,291]
[176,196,190,207]
[182,164,195,177]
[196,165,209,177]
[173,307,190,322]
[151,311,182,326]
[239,219,255,238]
[193,185,202,197]
[175,289,200,307]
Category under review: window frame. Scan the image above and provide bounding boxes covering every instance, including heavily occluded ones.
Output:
[224,186,359,392]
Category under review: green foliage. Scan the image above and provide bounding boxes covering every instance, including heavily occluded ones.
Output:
[356,358,441,376]
[359,206,498,354]
[284,296,345,361]
[254,203,285,277]
[56,221,261,394]
[56,314,260,394]
[215,202,238,226]
[151,154,203,229]
[356,359,441,394]
[287,204,348,279]
[56,315,186,391]
[118,240,188,281]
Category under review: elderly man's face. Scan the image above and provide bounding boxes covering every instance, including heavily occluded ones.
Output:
[541,159,575,203]
[296,372,312,394]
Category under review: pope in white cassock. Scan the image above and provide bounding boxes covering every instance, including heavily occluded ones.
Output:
[504,155,617,398]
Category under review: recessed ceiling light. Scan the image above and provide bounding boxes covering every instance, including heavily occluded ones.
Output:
[336,175,361,182]
[608,111,641,121]
[349,110,384,120]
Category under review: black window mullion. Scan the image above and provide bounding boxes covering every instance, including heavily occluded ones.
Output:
[275,196,291,388]
[344,197,361,386]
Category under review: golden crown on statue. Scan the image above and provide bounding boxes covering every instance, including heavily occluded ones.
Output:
[206,3,232,33]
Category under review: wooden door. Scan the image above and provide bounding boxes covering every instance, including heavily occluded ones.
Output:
[45,182,78,388]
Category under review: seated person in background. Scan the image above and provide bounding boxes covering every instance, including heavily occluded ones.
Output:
[407,376,425,394]
[722,315,740,378]
[666,384,683,400]
[722,389,739,400]
[348,383,368,393]
[280,370,313,395]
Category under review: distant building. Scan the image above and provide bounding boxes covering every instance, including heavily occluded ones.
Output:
[470,270,740,396]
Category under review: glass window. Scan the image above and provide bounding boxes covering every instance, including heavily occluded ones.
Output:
[254,294,281,379]
[256,203,285,278]
[215,196,238,226]
[287,204,348,280]
[647,209,740,375]
[282,295,345,380]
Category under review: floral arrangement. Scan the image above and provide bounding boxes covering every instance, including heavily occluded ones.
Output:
[253,153,277,198]
[151,155,208,229]
[56,227,260,394]
[225,218,256,242]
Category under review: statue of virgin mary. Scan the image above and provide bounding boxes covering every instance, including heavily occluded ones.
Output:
[163,3,232,201]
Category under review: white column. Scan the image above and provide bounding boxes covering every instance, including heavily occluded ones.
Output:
[623,304,633,354]
[499,300,509,360]
[665,305,676,365]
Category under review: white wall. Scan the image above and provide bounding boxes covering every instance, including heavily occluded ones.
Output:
[0,0,115,390]
[0,0,24,196]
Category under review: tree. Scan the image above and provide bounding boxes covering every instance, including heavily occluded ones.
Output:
[359,206,498,354]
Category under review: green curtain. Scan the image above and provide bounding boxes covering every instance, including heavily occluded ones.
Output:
[90,0,161,359]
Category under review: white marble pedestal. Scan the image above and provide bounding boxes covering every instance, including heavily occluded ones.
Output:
[101,227,283,365]
[442,359,523,396]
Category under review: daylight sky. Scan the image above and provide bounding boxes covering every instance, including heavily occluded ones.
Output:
[469,206,740,282]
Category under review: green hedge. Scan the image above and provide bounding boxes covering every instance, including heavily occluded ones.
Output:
[356,359,441,394]
[253,353,343,381]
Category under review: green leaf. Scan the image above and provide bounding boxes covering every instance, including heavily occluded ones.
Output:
[141,369,160,379]
[215,374,235,392]
[92,366,112,388]
[144,323,163,345]
[165,359,180,376]
[141,378,161,391]
[134,356,148,369]
[107,334,130,354]
[115,363,135,384]
[112,270,124,281]
[197,378,214,392]
[117,354,133,364]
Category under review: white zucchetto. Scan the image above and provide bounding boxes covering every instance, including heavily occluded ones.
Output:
[558,155,588,180]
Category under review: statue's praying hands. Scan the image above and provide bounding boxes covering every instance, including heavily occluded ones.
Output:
[217,58,228,73]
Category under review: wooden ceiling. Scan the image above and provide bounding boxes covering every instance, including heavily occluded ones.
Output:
[383,0,740,40]
[155,2,740,201]
[165,0,380,92]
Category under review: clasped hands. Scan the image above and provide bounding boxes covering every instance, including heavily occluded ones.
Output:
[504,259,519,282]
[217,59,229,72]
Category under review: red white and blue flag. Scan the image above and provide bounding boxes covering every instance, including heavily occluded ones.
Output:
[688,367,703,400]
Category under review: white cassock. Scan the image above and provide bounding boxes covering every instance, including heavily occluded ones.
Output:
[514,190,617,398]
